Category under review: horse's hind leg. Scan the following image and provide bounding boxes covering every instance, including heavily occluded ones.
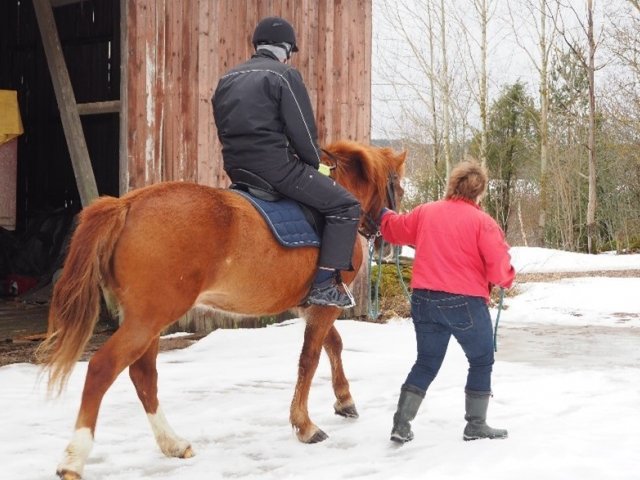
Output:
[290,306,340,443]
[56,323,157,480]
[129,337,193,458]
[323,325,359,418]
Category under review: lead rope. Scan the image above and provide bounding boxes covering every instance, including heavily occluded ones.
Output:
[366,236,385,320]
[493,287,505,352]
[369,224,501,341]
[367,237,413,320]
[391,243,500,350]
[393,245,412,301]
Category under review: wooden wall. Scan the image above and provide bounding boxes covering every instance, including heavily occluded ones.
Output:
[123,0,372,191]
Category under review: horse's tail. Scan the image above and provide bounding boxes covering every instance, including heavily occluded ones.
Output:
[37,196,128,394]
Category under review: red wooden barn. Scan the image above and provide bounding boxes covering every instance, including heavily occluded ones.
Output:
[0,0,373,329]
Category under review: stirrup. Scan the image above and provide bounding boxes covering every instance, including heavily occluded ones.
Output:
[340,282,356,307]
[307,282,355,308]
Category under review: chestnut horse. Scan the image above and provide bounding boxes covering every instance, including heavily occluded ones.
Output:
[37,140,406,479]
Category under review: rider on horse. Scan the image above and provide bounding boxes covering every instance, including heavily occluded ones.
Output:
[212,16,361,308]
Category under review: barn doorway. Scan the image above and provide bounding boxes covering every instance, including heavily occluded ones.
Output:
[0,0,121,297]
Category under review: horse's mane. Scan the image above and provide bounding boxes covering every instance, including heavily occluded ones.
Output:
[322,140,406,217]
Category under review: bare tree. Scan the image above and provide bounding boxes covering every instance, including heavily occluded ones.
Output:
[478,0,489,168]
[426,0,441,173]
[373,0,457,188]
[507,0,560,245]
[599,0,640,252]
[585,0,597,253]
[538,0,552,244]
[440,0,453,180]
[607,0,640,127]
[454,0,496,169]
[555,0,602,253]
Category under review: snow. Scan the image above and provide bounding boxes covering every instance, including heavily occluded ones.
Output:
[1,248,639,480]
[510,246,640,273]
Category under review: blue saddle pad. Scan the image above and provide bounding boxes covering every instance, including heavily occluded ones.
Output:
[232,189,320,248]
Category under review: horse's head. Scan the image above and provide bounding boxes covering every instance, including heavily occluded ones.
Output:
[321,140,406,240]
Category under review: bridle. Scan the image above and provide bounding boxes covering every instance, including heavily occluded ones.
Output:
[320,148,399,241]
[358,171,399,240]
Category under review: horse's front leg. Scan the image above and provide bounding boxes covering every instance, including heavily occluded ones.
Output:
[290,306,339,443]
[129,337,193,459]
[323,325,358,418]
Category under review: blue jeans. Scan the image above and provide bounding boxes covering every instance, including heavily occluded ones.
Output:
[403,289,495,394]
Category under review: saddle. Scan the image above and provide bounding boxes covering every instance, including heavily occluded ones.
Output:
[228,168,325,247]
[228,168,283,202]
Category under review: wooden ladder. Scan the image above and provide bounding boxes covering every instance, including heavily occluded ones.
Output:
[32,0,120,207]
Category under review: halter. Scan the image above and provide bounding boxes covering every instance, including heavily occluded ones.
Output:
[358,171,399,240]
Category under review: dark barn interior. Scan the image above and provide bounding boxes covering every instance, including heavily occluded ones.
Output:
[0,0,120,295]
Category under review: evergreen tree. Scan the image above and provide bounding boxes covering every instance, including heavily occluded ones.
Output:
[471,82,537,234]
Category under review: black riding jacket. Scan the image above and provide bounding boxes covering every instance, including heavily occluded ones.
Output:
[212,50,321,176]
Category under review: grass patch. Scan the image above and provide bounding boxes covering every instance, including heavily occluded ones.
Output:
[368,261,516,319]
[369,262,413,320]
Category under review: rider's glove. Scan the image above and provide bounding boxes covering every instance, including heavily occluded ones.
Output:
[318,164,331,176]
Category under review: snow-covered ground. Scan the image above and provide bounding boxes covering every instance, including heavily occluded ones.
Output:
[1,248,638,480]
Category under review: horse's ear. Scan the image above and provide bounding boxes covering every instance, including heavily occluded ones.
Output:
[325,141,373,182]
[352,147,373,181]
[377,147,406,178]
[395,151,407,175]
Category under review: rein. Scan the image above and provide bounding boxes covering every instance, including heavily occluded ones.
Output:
[366,238,385,320]
[364,174,410,319]
[366,238,412,320]
[363,170,411,319]
[493,287,505,352]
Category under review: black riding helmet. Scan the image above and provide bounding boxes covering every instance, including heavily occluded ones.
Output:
[252,16,299,52]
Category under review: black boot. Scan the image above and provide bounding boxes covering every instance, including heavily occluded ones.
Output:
[307,280,355,308]
[463,390,508,441]
[390,385,425,444]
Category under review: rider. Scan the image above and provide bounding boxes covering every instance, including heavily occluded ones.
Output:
[212,16,361,308]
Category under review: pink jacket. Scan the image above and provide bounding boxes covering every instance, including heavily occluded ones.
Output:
[380,199,515,302]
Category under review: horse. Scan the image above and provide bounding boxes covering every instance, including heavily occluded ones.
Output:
[37,139,406,480]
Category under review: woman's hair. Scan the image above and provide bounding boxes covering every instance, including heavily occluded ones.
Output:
[445,160,488,201]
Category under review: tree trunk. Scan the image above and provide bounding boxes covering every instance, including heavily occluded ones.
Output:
[440,0,452,181]
[538,0,550,246]
[586,0,597,253]
[427,0,441,195]
[479,0,488,168]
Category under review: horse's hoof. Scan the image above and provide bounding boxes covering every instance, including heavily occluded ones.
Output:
[159,437,193,458]
[306,429,329,444]
[334,404,359,419]
[57,469,81,480]
[181,446,195,459]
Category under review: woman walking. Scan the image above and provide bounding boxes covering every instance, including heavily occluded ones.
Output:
[379,160,515,444]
